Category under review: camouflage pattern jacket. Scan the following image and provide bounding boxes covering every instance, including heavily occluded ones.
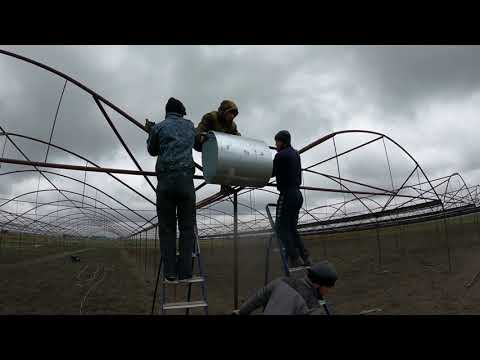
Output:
[147,112,195,176]
[194,100,241,151]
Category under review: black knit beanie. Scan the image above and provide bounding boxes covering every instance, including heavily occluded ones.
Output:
[165,97,186,116]
[274,130,291,146]
[307,261,338,287]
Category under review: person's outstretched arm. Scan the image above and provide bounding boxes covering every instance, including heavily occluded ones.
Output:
[147,123,160,156]
[238,280,277,315]
[232,122,241,136]
[194,114,211,152]
[272,152,280,178]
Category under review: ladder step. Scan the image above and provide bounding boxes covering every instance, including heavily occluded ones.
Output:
[163,276,205,285]
[288,266,310,273]
[162,300,208,310]
[175,252,198,258]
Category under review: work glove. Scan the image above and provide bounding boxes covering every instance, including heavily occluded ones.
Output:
[199,132,209,144]
[145,118,155,133]
[220,185,233,195]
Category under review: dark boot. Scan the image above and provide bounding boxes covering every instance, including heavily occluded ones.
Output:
[220,185,233,194]
[288,257,304,269]
[302,255,312,267]
[165,274,177,282]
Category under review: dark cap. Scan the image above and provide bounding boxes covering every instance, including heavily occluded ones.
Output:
[165,97,186,116]
[274,130,291,146]
[307,261,337,287]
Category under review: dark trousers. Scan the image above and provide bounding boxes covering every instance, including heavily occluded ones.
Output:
[156,172,196,279]
[276,188,309,261]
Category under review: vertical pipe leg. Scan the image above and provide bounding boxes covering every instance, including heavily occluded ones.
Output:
[264,235,273,286]
[233,191,239,310]
[323,234,328,258]
[443,215,452,273]
[144,232,147,277]
[395,225,400,250]
[376,226,382,269]
[151,256,163,315]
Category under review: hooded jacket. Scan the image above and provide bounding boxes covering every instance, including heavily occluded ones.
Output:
[238,276,323,315]
[194,100,241,152]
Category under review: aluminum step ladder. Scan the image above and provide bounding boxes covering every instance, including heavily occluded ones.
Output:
[151,226,208,315]
[264,203,331,315]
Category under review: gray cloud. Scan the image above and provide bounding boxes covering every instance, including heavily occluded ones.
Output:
[1,45,479,236]
[349,46,480,113]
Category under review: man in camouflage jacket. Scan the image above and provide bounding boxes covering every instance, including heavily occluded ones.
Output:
[193,99,241,152]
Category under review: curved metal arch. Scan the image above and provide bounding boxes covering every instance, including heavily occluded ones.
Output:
[75,225,123,238]
[198,203,266,231]
[298,130,444,208]
[0,49,145,132]
[0,169,152,227]
[298,194,386,226]
[29,211,128,237]
[69,225,120,238]
[0,126,97,228]
[0,190,134,235]
[196,212,237,232]
[0,206,61,234]
[0,49,468,239]
[0,208,83,236]
[67,219,124,236]
[189,130,444,238]
[65,224,122,239]
[22,200,136,235]
[199,194,269,222]
[442,172,475,206]
[405,174,458,205]
[313,173,376,216]
[0,168,153,225]
[474,185,480,206]
[0,132,156,207]
[1,189,143,234]
[26,200,137,236]
[55,216,126,237]
[404,172,473,209]
[0,49,203,172]
[38,210,129,236]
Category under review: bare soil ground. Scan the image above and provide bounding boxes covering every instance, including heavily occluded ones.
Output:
[0,244,150,314]
[2,213,480,315]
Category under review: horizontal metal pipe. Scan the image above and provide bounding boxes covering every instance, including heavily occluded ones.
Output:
[0,157,204,179]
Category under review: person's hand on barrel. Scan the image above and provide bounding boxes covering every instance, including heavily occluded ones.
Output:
[199,132,209,144]
[145,118,155,133]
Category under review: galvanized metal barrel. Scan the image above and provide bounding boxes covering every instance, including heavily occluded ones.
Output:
[202,131,274,187]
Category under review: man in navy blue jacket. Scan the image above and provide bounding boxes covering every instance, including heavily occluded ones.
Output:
[272,130,311,268]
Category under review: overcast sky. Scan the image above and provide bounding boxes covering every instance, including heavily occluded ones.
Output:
[1,45,479,236]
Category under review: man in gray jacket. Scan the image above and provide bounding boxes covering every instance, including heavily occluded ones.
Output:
[234,261,337,315]
[147,98,196,282]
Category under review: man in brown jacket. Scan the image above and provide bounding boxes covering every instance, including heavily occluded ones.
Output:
[193,99,241,152]
[194,100,241,194]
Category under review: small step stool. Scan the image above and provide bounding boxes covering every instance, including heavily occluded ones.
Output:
[264,203,331,315]
[151,227,208,315]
